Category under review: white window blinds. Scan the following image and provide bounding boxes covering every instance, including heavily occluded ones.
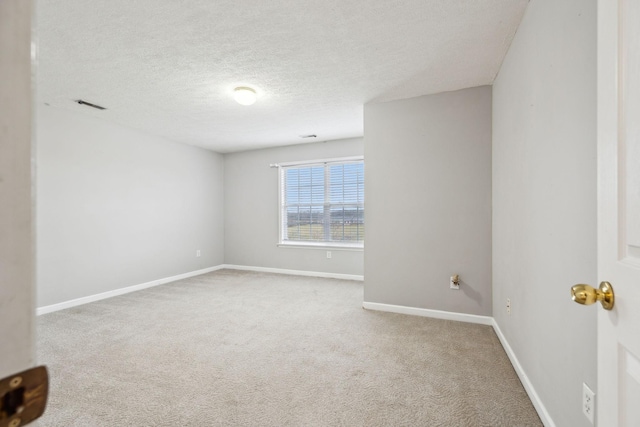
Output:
[279,158,364,247]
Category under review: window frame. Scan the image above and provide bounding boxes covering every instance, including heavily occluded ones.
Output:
[277,156,364,250]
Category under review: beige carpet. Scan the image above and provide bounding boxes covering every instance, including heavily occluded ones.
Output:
[37,269,542,426]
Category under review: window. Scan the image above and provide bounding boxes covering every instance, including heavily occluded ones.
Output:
[279,157,364,248]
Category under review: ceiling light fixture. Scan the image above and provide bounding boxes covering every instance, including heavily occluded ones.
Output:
[233,87,257,106]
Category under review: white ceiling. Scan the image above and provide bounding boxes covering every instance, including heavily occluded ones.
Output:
[37,0,529,153]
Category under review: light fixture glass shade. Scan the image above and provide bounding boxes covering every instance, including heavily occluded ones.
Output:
[234,87,257,105]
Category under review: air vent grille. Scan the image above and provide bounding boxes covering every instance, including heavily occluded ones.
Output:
[75,99,106,110]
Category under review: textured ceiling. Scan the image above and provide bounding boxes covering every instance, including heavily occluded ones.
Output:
[37,0,529,153]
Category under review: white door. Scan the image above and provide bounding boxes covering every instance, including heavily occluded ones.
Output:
[0,0,36,379]
[597,0,640,425]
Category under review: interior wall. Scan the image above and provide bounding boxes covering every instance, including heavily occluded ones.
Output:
[363,86,492,316]
[224,138,364,276]
[492,0,597,426]
[0,0,35,377]
[36,107,224,307]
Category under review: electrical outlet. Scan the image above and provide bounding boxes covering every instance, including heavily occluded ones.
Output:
[450,276,459,289]
[582,383,595,424]
[326,251,332,259]
[196,250,201,257]
[506,298,511,315]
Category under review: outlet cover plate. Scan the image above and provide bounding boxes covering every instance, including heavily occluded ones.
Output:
[582,382,595,424]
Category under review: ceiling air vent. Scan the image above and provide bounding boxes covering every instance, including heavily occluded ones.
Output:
[75,99,106,110]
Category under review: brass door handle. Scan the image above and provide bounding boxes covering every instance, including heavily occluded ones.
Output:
[571,281,615,310]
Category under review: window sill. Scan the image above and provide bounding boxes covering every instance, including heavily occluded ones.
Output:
[277,242,364,252]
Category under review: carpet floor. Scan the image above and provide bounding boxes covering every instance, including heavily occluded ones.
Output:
[37,269,542,426]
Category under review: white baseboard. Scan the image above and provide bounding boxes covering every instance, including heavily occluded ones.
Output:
[491,319,555,427]
[36,265,225,316]
[38,264,361,316]
[362,301,493,325]
[222,264,364,281]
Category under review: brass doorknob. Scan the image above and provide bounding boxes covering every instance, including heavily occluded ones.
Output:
[571,281,614,310]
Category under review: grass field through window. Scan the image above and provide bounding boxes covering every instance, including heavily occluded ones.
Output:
[286,223,364,242]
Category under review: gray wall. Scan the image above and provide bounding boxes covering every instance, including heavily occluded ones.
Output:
[363,86,492,316]
[492,0,597,426]
[37,107,225,307]
[224,139,364,276]
[0,0,35,377]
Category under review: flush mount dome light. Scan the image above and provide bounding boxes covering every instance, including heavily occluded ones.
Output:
[234,87,257,105]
